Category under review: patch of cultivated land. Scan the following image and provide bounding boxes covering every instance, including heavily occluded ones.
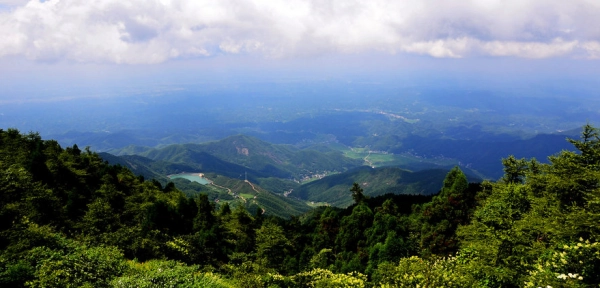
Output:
[307,201,330,207]
[342,147,457,168]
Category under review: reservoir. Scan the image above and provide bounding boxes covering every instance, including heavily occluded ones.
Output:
[168,173,211,185]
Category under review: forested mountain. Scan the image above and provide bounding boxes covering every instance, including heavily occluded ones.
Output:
[294,166,481,207]
[2,126,600,287]
[118,134,364,180]
[101,143,480,208]
[105,126,580,182]
[97,152,312,219]
[99,150,262,181]
[97,152,169,182]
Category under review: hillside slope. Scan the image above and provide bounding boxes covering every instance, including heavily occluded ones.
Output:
[139,135,363,180]
[295,166,481,207]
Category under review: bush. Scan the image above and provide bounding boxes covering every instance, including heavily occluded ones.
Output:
[524,239,600,288]
[373,256,477,288]
[111,259,233,288]
[293,268,366,288]
[26,245,127,287]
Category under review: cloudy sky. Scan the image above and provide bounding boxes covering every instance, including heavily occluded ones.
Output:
[1,0,600,101]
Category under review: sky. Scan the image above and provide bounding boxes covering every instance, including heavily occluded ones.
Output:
[1,0,600,103]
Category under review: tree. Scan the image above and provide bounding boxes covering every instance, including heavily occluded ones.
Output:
[223,205,255,254]
[502,155,529,184]
[334,202,374,273]
[255,221,292,270]
[420,167,476,255]
[194,194,215,231]
[350,182,366,204]
[454,125,600,286]
[568,123,600,168]
[312,207,340,251]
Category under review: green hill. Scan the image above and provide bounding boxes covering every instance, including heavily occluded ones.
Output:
[98,152,167,181]
[102,150,271,181]
[139,134,363,180]
[206,174,311,217]
[99,153,311,218]
[295,166,481,207]
[102,137,481,209]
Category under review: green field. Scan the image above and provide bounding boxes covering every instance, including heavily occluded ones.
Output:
[239,193,255,200]
[307,201,330,207]
[340,146,458,169]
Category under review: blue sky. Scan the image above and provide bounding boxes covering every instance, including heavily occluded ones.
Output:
[1,0,600,103]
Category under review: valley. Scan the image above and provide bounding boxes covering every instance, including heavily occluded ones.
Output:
[6,83,588,191]
[53,88,590,217]
[99,127,575,212]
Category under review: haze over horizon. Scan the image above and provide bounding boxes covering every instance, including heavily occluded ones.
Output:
[1,0,599,139]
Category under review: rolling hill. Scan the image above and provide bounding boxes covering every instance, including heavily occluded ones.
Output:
[102,134,488,209]
[295,166,481,207]
[135,134,363,180]
[99,152,312,218]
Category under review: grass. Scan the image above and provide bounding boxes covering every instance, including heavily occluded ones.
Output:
[365,153,397,164]
[341,147,403,167]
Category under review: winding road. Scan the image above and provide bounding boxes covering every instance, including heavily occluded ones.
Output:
[210,182,247,203]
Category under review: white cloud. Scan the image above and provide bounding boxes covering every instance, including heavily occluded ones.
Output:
[0,0,29,6]
[479,38,580,58]
[0,0,599,64]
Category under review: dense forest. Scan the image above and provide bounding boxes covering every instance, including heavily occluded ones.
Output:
[1,126,600,287]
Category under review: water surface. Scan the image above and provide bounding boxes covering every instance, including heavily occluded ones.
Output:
[168,173,211,185]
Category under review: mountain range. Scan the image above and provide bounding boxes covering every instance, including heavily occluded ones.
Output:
[100,134,489,212]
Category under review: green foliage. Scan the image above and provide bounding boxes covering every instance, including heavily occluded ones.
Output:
[350,182,366,204]
[293,268,366,288]
[111,260,233,288]
[0,258,34,288]
[453,124,600,286]
[373,256,478,287]
[567,123,600,168]
[312,207,340,251]
[501,155,529,184]
[524,239,600,287]
[26,244,127,288]
[221,253,279,288]
[297,166,462,207]
[335,203,373,254]
[255,222,292,270]
[310,249,334,270]
[5,126,600,286]
[419,167,477,255]
[223,205,256,254]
